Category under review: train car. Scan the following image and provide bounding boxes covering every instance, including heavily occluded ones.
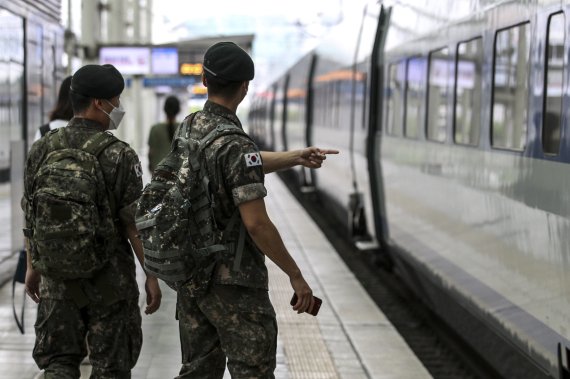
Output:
[250,0,570,377]
[248,88,274,150]
[310,4,382,244]
[250,0,383,245]
[272,75,289,152]
[381,0,570,377]
[0,0,64,265]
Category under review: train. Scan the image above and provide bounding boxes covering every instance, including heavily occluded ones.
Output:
[248,0,570,378]
[0,0,65,264]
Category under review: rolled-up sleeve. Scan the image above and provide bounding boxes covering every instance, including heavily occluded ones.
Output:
[232,183,267,205]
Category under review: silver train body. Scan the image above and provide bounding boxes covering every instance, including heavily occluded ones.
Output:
[0,0,65,259]
[249,1,570,377]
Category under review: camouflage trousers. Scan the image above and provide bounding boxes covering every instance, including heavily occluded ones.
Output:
[176,284,277,379]
[33,297,142,379]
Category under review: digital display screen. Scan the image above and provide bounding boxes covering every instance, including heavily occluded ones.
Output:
[99,46,151,75]
[151,47,179,75]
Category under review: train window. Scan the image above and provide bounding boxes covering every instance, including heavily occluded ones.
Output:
[454,37,483,146]
[405,57,427,138]
[27,20,44,139]
[385,62,404,136]
[361,72,368,130]
[543,12,565,155]
[427,47,452,142]
[492,23,530,151]
[0,10,24,180]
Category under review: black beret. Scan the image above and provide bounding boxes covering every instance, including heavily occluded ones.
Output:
[203,42,254,82]
[70,64,125,99]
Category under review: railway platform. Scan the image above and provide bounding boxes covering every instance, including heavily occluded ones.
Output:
[0,175,431,379]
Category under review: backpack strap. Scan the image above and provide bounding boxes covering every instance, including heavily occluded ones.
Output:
[81,131,120,157]
[197,124,252,272]
[80,131,122,218]
[39,123,51,137]
[177,111,199,141]
[52,126,70,150]
[222,211,246,272]
[11,250,27,334]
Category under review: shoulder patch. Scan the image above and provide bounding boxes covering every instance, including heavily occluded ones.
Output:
[244,152,262,167]
[134,161,143,177]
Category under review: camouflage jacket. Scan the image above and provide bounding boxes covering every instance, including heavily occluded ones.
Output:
[22,117,143,301]
[186,100,269,290]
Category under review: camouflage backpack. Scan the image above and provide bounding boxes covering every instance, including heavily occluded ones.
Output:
[135,113,248,292]
[25,128,119,279]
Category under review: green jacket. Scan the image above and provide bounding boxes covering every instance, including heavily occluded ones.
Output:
[148,121,177,172]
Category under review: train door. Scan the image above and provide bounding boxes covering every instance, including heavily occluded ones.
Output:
[281,75,290,151]
[303,54,318,190]
[269,84,277,151]
[368,5,392,254]
[347,1,387,245]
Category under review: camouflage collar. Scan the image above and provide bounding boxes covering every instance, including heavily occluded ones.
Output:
[67,117,106,131]
[204,100,242,129]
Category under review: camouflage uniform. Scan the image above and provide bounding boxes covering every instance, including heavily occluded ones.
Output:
[176,100,277,379]
[22,117,143,379]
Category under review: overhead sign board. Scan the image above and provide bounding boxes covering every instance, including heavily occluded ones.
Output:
[151,47,178,75]
[142,76,196,87]
[180,63,203,76]
[99,46,151,75]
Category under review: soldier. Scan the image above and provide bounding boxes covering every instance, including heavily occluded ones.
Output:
[175,42,336,378]
[22,64,162,379]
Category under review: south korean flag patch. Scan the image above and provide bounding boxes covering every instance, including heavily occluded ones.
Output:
[244,152,262,167]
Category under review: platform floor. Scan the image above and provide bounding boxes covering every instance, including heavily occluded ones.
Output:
[0,175,432,379]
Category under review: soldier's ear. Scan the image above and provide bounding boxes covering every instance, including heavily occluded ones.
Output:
[92,98,103,109]
[202,73,208,87]
[92,98,112,116]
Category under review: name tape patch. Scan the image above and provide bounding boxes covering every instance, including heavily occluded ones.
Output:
[244,152,262,167]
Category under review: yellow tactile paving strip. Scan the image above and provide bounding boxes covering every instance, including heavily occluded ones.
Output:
[268,261,340,379]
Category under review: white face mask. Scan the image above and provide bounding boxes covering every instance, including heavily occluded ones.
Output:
[102,100,125,130]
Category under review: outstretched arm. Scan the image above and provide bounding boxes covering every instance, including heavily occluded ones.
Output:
[239,198,317,314]
[261,147,339,174]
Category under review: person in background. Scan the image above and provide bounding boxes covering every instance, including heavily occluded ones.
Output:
[147,95,181,172]
[34,76,73,141]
